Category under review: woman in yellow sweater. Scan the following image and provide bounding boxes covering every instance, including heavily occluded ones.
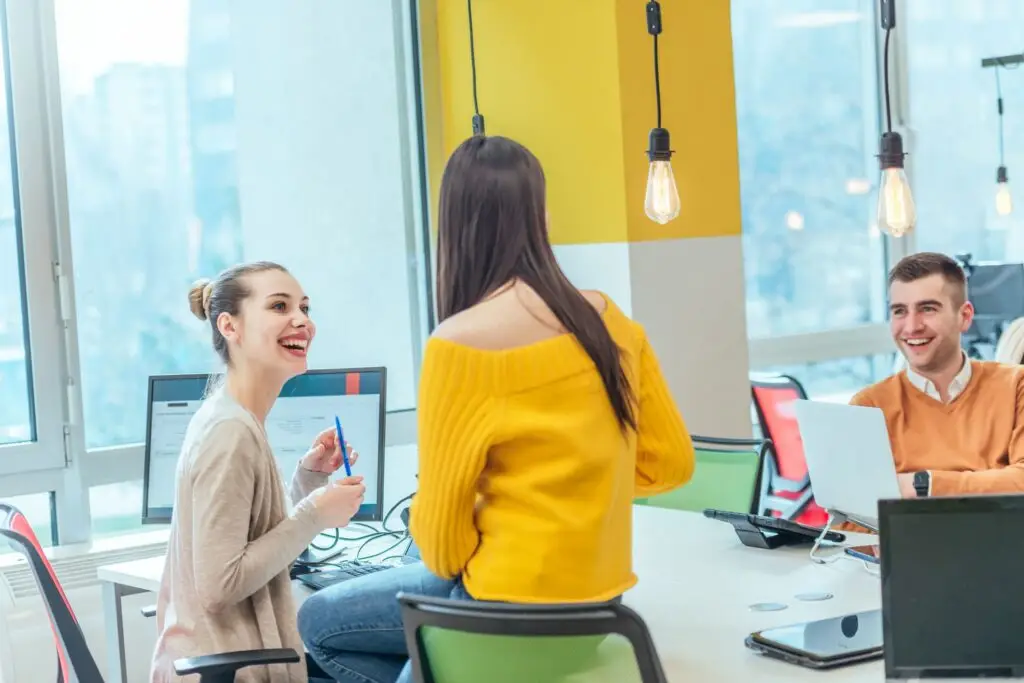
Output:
[298,135,694,683]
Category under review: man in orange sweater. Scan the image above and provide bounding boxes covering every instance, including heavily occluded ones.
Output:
[851,252,1024,498]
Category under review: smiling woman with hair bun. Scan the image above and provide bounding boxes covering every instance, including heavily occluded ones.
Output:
[150,261,365,683]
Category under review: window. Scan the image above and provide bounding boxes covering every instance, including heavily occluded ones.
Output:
[0,3,29,447]
[903,0,1024,261]
[764,354,897,401]
[0,190,29,447]
[89,481,143,538]
[0,492,56,555]
[54,1,429,450]
[732,0,889,339]
[0,0,67,474]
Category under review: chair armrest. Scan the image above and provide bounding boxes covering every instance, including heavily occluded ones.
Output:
[173,648,300,678]
[140,605,156,618]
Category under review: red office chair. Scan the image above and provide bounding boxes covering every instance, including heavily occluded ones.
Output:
[0,502,299,683]
[750,374,828,527]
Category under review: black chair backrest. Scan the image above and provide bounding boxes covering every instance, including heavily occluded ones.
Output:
[0,503,104,683]
[397,592,667,683]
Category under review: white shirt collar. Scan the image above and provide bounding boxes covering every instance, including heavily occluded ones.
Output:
[905,352,972,403]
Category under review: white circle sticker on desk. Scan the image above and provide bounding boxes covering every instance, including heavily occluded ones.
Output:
[795,592,834,602]
[748,602,788,612]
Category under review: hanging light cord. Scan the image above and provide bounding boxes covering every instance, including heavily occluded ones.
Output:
[653,33,662,128]
[996,66,1006,167]
[882,27,893,134]
[468,0,480,117]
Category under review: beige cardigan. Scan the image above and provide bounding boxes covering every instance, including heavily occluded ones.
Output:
[150,391,327,683]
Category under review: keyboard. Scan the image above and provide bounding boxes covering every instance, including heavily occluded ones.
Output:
[297,560,394,591]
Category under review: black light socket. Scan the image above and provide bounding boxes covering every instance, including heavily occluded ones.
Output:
[472,113,485,136]
[877,131,906,170]
[998,165,1009,183]
[879,0,896,29]
[647,127,673,162]
[646,1,662,36]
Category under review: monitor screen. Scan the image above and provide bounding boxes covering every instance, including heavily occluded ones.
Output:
[143,367,386,524]
[880,496,1024,678]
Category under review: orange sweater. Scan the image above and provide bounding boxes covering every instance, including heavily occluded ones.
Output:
[850,361,1024,496]
[409,298,694,603]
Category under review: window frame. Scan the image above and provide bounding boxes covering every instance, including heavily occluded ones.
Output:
[35,0,433,536]
[0,0,71,477]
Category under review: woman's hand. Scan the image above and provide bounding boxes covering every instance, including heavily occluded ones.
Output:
[315,476,366,528]
[300,426,359,474]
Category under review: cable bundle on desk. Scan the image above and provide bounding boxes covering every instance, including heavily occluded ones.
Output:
[295,492,415,568]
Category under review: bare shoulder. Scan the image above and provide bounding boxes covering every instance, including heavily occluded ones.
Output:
[580,289,610,315]
[430,306,494,345]
[431,286,613,351]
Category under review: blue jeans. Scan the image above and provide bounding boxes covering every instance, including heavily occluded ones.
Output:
[297,561,473,683]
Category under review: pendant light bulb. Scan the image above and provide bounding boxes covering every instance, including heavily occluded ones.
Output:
[645,128,680,224]
[877,132,916,237]
[996,165,1013,216]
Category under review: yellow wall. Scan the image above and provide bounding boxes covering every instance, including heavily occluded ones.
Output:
[424,0,741,245]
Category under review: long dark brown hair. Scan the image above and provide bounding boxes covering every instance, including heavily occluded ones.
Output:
[436,135,636,431]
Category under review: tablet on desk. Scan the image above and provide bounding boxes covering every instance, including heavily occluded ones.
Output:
[746,610,884,670]
[703,509,846,549]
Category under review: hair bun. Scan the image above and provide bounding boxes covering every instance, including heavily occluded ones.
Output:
[188,278,213,321]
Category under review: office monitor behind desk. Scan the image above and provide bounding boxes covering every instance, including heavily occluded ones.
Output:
[964,261,1024,353]
[141,367,387,524]
[879,496,1024,679]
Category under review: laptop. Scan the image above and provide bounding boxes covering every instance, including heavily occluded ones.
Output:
[792,400,901,531]
[879,496,1024,679]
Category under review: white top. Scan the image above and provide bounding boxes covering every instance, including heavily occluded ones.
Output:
[150,390,328,683]
[905,351,973,403]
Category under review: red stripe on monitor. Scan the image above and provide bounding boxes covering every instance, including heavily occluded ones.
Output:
[345,373,361,395]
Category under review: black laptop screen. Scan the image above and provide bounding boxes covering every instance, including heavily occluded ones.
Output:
[881,497,1024,677]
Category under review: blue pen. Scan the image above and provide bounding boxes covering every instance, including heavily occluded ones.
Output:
[334,416,352,477]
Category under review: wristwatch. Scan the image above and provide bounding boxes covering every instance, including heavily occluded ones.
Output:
[913,471,931,497]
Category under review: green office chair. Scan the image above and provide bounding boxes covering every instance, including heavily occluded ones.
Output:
[397,593,667,683]
[634,435,769,514]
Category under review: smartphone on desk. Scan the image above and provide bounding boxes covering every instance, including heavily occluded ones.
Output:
[746,610,884,670]
[844,544,880,565]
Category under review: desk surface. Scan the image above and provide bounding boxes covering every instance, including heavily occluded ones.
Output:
[98,508,884,682]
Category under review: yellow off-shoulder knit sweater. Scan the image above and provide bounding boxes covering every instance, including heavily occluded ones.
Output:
[409,296,695,603]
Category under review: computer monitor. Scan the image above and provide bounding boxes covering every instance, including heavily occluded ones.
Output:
[142,367,387,524]
[879,496,1024,679]
[966,262,1024,342]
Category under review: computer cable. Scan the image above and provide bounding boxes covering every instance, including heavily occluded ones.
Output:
[381,492,414,533]
[356,530,411,562]
[351,492,415,559]
[379,536,415,563]
[808,513,845,565]
[309,527,340,552]
[857,559,880,577]
[300,491,415,560]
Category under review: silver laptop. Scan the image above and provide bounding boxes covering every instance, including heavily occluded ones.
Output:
[792,400,902,531]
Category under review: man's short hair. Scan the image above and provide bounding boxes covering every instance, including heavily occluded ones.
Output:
[888,252,967,305]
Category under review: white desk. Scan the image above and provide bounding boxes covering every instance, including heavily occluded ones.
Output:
[98,507,882,683]
[99,549,324,683]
